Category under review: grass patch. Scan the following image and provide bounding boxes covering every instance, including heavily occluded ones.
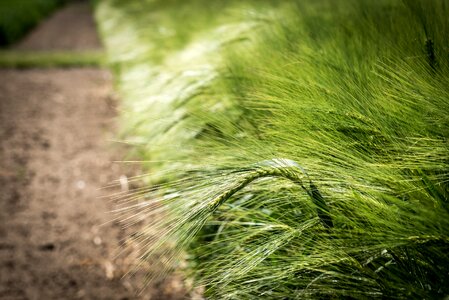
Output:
[0,50,105,69]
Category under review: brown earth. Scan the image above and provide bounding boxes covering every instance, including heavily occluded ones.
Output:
[0,2,188,300]
[15,1,102,51]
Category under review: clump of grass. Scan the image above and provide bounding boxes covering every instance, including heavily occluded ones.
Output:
[99,0,449,298]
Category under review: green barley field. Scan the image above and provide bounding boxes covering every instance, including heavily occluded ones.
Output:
[96,0,449,298]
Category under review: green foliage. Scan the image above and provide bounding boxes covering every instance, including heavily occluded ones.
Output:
[97,0,449,298]
[0,0,64,46]
[0,50,105,68]
[95,0,284,175]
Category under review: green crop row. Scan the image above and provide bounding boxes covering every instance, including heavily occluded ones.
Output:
[96,0,449,298]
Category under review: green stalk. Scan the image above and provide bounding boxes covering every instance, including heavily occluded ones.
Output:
[208,159,334,228]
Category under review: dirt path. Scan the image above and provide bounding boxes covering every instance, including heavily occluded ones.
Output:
[0,2,186,300]
[15,1,102,51]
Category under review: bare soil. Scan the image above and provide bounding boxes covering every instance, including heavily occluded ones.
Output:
[0,2,187,300]
[15,1,102,51]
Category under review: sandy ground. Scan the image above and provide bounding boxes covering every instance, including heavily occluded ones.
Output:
[0,2,187,300]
